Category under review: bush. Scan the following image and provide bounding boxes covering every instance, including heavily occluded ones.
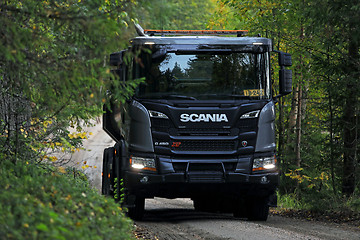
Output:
[0,160,133,240]
[277,189,360,218]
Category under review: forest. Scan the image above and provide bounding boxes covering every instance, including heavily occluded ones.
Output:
[0,0,359,238]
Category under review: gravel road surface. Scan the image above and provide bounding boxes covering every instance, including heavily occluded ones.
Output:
[135,198,359,240]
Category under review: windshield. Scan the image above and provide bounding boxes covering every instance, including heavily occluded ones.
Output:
[133,50,270,100]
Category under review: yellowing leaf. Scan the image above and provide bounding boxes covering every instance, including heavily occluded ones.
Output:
[58,167,66,174]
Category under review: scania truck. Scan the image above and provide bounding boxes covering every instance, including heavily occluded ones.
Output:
[101,26,292,221]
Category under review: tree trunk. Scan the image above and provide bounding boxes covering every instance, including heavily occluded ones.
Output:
[294,26,305,168]
[295,85,302,167]
[342,40,359,196]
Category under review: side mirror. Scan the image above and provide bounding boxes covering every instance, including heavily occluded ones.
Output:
[152,48,167,63]
[279,69,292,95]
[275,51,292,97]
[110,50,125,66]
[110,50,127,81]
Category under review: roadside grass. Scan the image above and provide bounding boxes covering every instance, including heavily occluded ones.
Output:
[273,191,360,226]
[0,159,133,240]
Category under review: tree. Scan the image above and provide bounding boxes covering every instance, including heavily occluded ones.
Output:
[217,0,314,194]
[308,0,360,196]
[0,0,139,164]
[136,0,217,30]
[218,0,359,198]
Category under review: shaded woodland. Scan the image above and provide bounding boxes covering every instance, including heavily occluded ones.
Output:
[1,2,359,234]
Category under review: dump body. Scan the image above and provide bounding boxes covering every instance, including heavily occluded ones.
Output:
[102,31,292,220]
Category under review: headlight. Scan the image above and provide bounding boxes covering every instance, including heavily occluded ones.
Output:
[252,155,277,171]
[240,110,260,119]
[130,156,156,171]
[148,110,169,119]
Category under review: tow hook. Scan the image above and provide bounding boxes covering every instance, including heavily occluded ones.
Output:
[140,176,149,184]
[260,176,269,184]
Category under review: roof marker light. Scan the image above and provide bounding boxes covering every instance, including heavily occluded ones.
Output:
[144,29,248,36]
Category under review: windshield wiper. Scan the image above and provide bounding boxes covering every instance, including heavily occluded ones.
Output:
[163,94,197,100]
[224,94,254,99]
[134,94,197,100]
[200,94,253,99]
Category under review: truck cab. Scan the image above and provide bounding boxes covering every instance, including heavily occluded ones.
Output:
[102,28,292,221]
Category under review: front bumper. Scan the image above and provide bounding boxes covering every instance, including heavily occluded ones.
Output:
[123,170,279,199]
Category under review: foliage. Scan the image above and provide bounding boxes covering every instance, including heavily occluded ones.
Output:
[0,0,140,164]
[0,1,143,238]
[278,190,360,215]
[0,159,133,240]
[0,1,220,237]
[136,0,217,30]
[218,0,359,201]
[277,193,307,210]
[276,192,360,226]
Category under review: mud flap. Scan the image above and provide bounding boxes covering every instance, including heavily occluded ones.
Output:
[101,147,115,196]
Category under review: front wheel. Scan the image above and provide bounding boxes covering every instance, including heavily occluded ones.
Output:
[127,196,145,221]
[246,197,269,221]
[193,198,218,212]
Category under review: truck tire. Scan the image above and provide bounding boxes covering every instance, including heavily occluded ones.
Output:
[193,198,217,212]
[233,204,247,218]
[246,197,269,221]
[101,147,114,196]
[127,196,145,220]
[101,148,109,195]
[193,198,206,212]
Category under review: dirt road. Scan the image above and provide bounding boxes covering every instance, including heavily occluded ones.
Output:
[68,121,114,192]
[135,198,359,240]
[72,123,360,240]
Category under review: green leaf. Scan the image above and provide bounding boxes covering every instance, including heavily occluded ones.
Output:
[36,223,49,232]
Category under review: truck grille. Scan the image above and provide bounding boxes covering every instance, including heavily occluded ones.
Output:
[237,119,257,131]
[172,140,236,151]
[151,118,170,131]
[173,162,237,173]
[178,128,230,136]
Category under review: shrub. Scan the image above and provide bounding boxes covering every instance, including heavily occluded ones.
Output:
[0,160,133,240]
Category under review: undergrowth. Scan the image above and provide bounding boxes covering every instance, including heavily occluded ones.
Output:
[276,191,360,225]
[0,159,133,240]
